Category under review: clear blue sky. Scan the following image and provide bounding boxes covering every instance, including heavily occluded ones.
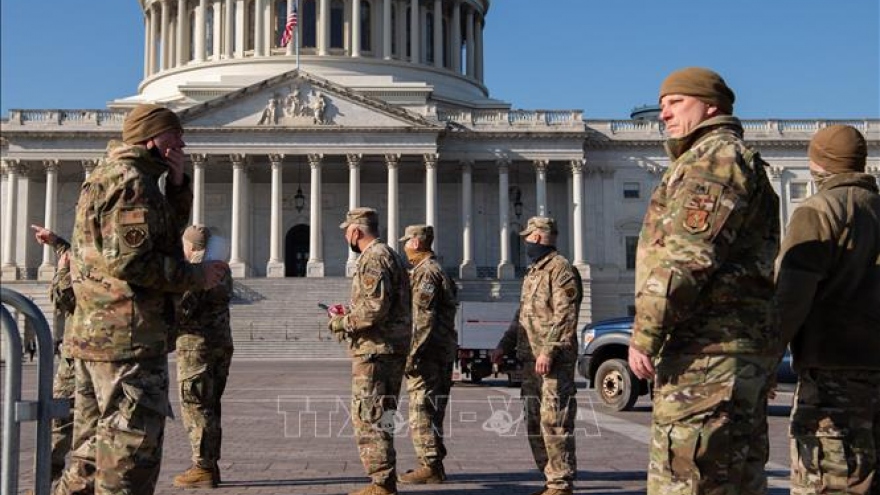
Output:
[2,0,878,119]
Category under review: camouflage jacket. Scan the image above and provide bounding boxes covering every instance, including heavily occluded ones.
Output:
[68,141,204,361]
[342,239,412,356]
[776,172,880,371]
[176,259,234,351]
[408,254,458,364]
[49,238,75,355]
[499,251,582,363]
[631,116,780,357]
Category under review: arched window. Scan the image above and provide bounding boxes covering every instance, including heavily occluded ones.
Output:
[246,0,256,51]
[302,0,316,48]
[360,1,372,52]
[426,12,433,63]
[206,7,215,56]
[274,0,286,48]
[330,0,344,49]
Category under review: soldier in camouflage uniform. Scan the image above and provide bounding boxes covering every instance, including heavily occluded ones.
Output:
[397,225,458,485]
[493,216,582,495]
[327,207,412,495]
[54,104,227,495]
[628,67,780,495]
[775,125,880,495]
[32,225,77,482]
[172,225,235,489]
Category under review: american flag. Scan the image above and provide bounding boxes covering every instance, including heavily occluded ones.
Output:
[280,6,298,47]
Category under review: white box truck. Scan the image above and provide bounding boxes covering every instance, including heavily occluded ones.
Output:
[454,301,522,385]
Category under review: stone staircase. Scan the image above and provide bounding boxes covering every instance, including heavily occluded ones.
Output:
[2,277,528,361]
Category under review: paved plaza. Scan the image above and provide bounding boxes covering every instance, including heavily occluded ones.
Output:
[8,359,795,494]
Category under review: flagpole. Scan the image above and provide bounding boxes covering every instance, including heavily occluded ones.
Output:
[295,4,300,71]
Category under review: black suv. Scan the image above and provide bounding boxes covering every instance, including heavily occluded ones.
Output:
[577,316,796,411]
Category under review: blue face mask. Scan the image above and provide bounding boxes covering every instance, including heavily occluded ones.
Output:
[526,241,555,263]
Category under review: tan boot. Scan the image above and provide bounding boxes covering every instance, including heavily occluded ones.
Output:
[543,489,573,495]
[347,483,397,495]
[527,488,548,495]
[172,465,217,489]
[398,463,446,484]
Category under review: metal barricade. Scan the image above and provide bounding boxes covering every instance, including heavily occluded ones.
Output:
[2,287,68,495]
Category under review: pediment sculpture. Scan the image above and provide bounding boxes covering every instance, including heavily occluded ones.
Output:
[256,83,335,126]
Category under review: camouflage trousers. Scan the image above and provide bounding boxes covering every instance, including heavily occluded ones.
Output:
[405,358,454,466]
[51,356,76,482]
[351,354,406,487]
[790,369,880,495]
[521,359,578,490]
[176,344,234,469]
[648,354,774,495]
[53,356,172,495]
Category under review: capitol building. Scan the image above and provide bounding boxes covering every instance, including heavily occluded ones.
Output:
[2,0,879,348]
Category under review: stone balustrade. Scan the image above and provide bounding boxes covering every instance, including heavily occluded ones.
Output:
[438,108,584,128]
[586,119,880,141]
[5,109,128,127]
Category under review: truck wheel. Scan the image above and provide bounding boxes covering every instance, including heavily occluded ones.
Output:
[594,358,639,411]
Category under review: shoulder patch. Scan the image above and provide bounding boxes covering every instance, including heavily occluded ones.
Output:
[122,227,148,248]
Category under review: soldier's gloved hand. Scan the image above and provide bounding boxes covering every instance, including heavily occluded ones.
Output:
[327,304,347,317]
[328,315,348,342]
[405,356,419,375]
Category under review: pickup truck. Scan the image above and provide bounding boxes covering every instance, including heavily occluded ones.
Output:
[577,316,796,411]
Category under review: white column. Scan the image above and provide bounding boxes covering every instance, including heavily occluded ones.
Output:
[212,0,223,59]
[432,0,442,68]
[346,154,362,276]
[160,1,171,70]
[307,154,325,277]
[253,0,264,56]
[451,0,461,73]
[194,0,207,61]
[769,166,786,235]
[382,0,392,59]
[1,162,20,280]
[144,14,150,77]
[571,159,586,266]
[235,0,245,57]
[475,13,483,82]
[385,154,400,251]
[177,0,187,65]
[424,153,438,248]
[263,0,272,54]
[459,160,476,278]
[497,160,514,279]
[149,5,159,74]
[534,159,548,216]
[229,155,245,270]
[352,0,361,57]
[191,154,207,225]
[465,7,474,77]
[318,0,330,55]
[81,159,98,180]
[37,161,59,280]
[225,0,235,57]
[409,0,419,63]
[285,0,295,55]
[267,154,285,277]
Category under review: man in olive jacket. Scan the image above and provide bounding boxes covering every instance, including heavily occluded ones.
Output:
[776,124,880,495]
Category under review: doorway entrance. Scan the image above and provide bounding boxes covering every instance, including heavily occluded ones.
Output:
[285,224,310,277]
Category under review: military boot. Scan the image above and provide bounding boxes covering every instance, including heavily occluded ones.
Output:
[543,488,573,495]
[172,465,217,489]
[398,463,446,484]
[212,465,222,485]
[347,482,397,495]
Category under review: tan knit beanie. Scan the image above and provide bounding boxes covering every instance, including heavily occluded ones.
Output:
[659,67,736,115]
[809,125,868,173]
[122,104,182,145]
[183,225,210,250]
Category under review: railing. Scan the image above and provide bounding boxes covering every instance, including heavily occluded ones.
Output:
[1,287,67,495]
[4,109,127,127]
[438,108,584,127]
[588,119,879,139]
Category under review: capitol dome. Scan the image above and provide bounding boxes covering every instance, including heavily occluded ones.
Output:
[132,0,497,110]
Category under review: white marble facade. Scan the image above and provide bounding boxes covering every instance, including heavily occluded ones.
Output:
[2,0,879,320]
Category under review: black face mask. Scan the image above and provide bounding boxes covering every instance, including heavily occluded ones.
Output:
[349,235,362,255]
[526,241,554,263]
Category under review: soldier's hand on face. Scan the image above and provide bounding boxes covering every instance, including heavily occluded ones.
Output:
[535,354,553,376]
[490,348,505,365]
[164,148,186,186]
[31,224,57,246]
[628,346,655,380]
[201,260,228,288]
